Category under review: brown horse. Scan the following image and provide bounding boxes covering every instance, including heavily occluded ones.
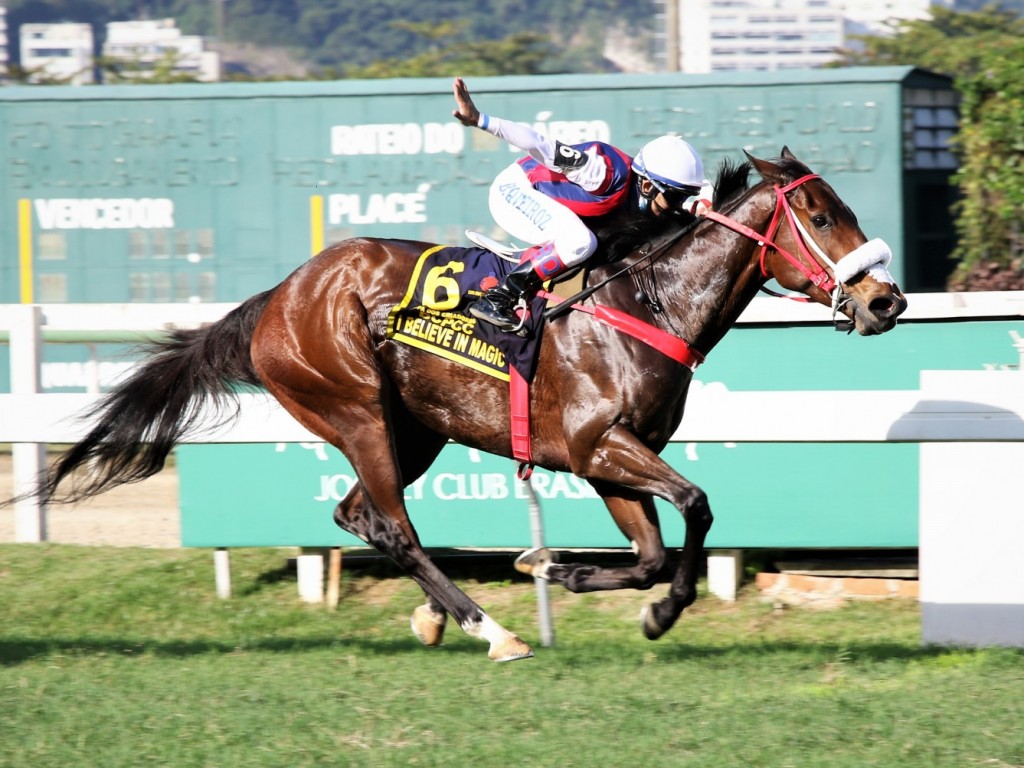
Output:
[31,148,906,661]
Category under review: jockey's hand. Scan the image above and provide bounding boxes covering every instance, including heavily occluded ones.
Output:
[689,197,713,217]
[452,77,480,127]
[689,181,716,217]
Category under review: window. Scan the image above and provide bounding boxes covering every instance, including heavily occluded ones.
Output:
[174,272,192,301]
[129,231,147,259]
[196,228,215,258]
[174,230,191,258]
[197,272,217,302]
[151,230,170,259]
[38,273,68,302]
[130,273,150,301]
[38,232,67,261]
[151,272,171,302]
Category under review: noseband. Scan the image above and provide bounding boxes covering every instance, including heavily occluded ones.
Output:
[701,173,895,329]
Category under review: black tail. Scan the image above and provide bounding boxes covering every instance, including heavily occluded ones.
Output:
[37,288,277,504]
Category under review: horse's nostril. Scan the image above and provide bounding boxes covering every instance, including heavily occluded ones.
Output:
[869,295,904,319]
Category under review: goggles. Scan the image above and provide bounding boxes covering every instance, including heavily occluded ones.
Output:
[647,178,703,209]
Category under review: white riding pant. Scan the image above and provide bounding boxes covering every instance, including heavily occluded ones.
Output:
[488,163,598,268]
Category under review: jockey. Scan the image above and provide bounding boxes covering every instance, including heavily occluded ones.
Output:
[452,76,712,332]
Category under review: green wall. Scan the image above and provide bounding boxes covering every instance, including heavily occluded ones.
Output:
[1,67,950,304]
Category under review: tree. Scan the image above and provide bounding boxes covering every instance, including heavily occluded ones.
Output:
[339,23,553,79]
[839,4,1024,288]
[98,50,203,84]
[949,37,1024,287]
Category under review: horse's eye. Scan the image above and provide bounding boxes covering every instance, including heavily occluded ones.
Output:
[811,215,830,229]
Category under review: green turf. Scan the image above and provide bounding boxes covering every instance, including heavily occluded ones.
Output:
[2,544,1021,767]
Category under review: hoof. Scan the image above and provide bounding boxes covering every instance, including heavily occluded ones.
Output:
[410,604,447,647]
[514,547,555,578]
[488,634,534,662]
[640,604,668,641]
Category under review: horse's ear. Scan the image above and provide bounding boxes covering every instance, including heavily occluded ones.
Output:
[781,146,800,162]
[745,150,784,184]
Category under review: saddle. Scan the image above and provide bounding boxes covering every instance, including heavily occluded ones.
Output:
[464,230,587,301]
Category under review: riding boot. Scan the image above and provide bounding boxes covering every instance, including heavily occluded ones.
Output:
[470,243,568,332]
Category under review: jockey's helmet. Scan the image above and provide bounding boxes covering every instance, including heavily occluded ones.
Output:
[631,135,705,197]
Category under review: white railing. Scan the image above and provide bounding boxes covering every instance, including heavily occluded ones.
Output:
[3,295,1024,646]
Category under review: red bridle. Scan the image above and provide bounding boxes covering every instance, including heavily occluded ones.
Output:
[700,173,837,295]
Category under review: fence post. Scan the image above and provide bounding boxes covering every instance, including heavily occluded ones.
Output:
[10,304,47,543]
[707,549,744,601]
[297,548,325,603]
[214,548,232,599]
[520,476,555,648]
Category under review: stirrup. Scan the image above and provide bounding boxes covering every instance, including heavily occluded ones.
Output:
[469,295,529,334]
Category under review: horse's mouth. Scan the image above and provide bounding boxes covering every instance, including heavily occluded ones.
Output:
[848,289,908,336]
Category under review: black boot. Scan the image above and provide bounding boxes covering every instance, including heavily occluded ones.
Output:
[469,258,544,332]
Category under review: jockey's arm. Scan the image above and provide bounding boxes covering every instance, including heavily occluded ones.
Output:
[452,76,610,192]
[474,114,610,192]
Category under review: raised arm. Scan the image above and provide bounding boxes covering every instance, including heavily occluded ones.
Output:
[452,76,555,163]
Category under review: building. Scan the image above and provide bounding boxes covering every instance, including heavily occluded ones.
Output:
[0,4,8,79]
[19,22,95,84]
[837,0,935,35]
[670,0,954,73]
[102,19,219,82]
[681,0,844,72]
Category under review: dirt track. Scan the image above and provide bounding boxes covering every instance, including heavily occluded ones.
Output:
[0,455,180,548]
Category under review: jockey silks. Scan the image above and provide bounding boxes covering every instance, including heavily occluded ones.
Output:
[517,142,634,218]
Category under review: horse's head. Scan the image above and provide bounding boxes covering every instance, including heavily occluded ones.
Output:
[744,148,908,336]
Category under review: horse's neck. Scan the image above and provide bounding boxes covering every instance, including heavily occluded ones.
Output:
[655,190,775,357]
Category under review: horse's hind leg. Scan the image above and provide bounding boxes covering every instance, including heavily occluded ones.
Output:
[334,411,449,647]
[328,438,531,660]
[517,482,668,592]
[333,484,448,647]
[255,327,531,660]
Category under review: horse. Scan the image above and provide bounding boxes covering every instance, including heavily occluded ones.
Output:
[27,148,907,662]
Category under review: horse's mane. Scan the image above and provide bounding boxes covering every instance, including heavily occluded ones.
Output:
[713,153,814,208]
[598,211,697,263]
[713,157,753,208]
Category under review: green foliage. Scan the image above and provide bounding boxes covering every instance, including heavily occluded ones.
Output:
[840,4,1024,75]
[838,4,1024,282]
[2,544,1023,767]
[340,25,554,79]
[949,37,1024,278]
[98,50,204,84]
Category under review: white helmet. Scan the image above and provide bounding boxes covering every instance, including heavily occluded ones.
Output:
[631,135,704,191]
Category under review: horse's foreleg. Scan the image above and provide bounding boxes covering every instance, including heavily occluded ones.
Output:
[554,426,712,640]
[641,488,712,640]
[516,484,667,592]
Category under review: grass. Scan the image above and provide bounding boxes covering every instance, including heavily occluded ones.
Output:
[1,544,1022,768]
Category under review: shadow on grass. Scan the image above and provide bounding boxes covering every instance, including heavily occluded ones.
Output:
[649,640,959,664]
[0,632,479,666]
[236,563,295,596]
[1,633,972,667]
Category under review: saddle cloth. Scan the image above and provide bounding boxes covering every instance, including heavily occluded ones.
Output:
[385,245,548,383]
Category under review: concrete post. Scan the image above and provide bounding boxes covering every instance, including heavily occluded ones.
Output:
[10,304,47,543]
